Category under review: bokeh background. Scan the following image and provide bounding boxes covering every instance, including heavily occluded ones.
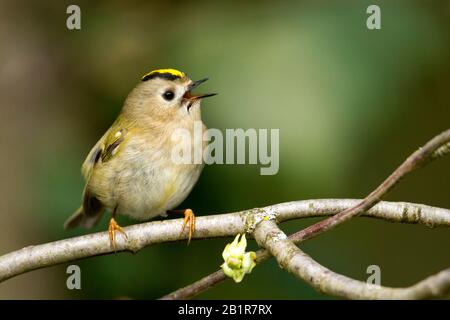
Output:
[0,0,449,299]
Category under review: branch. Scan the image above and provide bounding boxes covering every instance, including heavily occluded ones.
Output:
[1,130,449,299]
[289,128,450,244]
[160,200,450,300]
[1,200,448,284]
[162,129,450,299]
[254,220,450,299]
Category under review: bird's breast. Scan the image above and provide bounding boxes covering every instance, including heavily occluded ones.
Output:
[106,128,205,220]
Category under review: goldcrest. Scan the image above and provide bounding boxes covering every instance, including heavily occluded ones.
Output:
[64,69,216,248]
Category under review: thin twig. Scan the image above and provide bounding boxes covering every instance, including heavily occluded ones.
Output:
[289,129,450,243]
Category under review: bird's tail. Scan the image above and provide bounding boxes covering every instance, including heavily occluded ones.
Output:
[64,205,104,229]
[65,187,105,229]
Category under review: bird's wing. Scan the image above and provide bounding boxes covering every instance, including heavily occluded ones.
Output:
[81,127,127,180]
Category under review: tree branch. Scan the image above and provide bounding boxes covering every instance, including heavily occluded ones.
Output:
[1,200,448,284]
[162,129,450,299]
[254,220,450,299]
[1,130,449,299]
[288,128,450,244]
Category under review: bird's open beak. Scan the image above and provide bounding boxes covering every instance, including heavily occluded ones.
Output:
[183,78,217,101]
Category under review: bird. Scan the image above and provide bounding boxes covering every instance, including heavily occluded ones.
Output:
[64,68,216,249]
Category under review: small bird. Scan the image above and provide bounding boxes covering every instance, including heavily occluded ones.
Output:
[64,68,216,249]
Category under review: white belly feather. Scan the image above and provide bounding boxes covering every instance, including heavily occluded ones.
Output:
[91,128,204,220]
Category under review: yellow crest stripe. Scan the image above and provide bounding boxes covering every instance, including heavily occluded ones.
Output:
[141,68,186,81]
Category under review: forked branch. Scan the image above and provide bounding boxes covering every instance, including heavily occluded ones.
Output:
[162,129,450,299]
[0,130,449,299]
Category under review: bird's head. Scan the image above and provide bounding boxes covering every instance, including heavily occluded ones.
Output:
[123,68,216,124]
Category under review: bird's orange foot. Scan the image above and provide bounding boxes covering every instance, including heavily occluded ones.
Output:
[181,209,196,244]
[168,209,196,244]
[108,217,127,251]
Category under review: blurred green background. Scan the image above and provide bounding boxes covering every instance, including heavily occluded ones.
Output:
[0,0,449,299]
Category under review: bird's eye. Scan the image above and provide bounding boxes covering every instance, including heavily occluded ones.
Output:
[162,90,175,101]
